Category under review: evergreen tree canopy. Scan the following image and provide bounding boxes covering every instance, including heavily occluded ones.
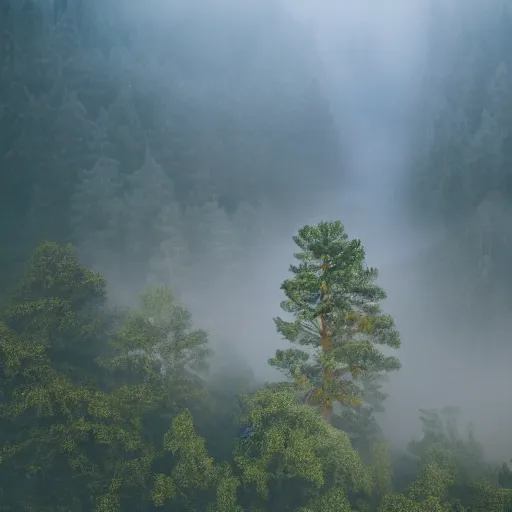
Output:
[269,221,401,420]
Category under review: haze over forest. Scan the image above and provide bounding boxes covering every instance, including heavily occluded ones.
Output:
[1,0,512,510]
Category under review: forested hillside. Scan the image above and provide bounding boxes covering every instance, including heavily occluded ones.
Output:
[1,0,512,511]
[0,0,340,295]
[408,0,512,331]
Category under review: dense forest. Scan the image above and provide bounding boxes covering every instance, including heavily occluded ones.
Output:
[1,0,512,510]
[408,0,512,331]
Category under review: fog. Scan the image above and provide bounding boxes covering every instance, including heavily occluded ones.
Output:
[294,1,512,460]
[80,0,512,460]
[288,1,512,459]
[7,3,512,509]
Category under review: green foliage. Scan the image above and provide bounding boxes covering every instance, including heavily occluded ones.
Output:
[234,387,372,509]
[370,441,394,499]
[269,221,400,430]
[0,243,214,512]
[468,481,512,512]
[407,408,487,488]
[386,406,512,512]
[105,285,211,378]
[298,487,355,512]
[378,494,450,512]
[157,409,243,512]
[1,5,512,508]
[378,461,455,512]
[498,461,512,488]
[0,238,511,511]
[0,242,155,511]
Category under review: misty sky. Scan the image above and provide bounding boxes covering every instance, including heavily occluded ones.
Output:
[48,0,511,460]
[277,0,512,459]
[170,0,437,448]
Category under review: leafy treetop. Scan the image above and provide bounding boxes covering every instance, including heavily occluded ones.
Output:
[269,221,401,419]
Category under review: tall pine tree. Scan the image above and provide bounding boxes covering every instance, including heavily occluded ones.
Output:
[269,221,401,423]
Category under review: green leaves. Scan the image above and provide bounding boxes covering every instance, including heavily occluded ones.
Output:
[380,407,510,512]
[0,244,212,512]
[110,286,211,365]
[271,221,401,423]
[164,409,218,489]
[269,347,311,380]
[103,285,211,419]
[234,388,372,504]
[1,232,509,512]
[378,462,454,512]
[158,409,242,512]
[151,473,176,506]
[407,408,486,486]
[14,241,106,306]
[298,487,355,512]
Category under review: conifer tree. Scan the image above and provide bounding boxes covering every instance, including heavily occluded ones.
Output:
[184,200,238,284]
[124,145,176,263]
[147,201,191,295]
[152,409,242,512]
[234,387,371,511]
[69,156,125,272]
[269,221,401,422]
[0,242,155,512]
